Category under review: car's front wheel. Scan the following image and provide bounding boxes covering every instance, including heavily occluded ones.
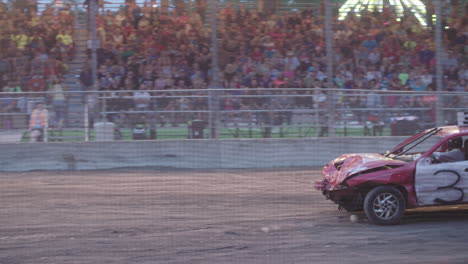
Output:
[363,186,406,225]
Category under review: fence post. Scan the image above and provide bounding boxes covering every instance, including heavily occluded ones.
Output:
[151,94,158,139]
[90,0,99,137]
[101,92,106,122]
[325,0,335,137]
[208,0,220,139]
[161,0,169,13]
[188,0,193,14]
[257,0,263,12]
[44,113,48,143]
[84,100,89,141]
[434,0,444,127]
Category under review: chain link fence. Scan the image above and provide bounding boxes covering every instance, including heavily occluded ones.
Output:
[1,88,466,142]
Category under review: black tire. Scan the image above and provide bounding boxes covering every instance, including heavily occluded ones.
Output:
[364,186,406,225]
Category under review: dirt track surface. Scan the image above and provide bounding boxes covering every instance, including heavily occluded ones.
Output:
[1,169,468,264]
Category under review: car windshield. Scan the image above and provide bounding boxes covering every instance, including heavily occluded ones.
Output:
[387,128,443,158]
[398,135,442,155]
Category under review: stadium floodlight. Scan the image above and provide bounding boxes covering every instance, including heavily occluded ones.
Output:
[338,0,360,20]
[338,0,428,26]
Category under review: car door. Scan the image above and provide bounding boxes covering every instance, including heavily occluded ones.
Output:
[415,138,468,206]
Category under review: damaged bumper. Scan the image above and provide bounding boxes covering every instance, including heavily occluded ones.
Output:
[314,179,363,212]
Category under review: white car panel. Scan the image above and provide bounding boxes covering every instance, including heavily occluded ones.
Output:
[415,157,468,206]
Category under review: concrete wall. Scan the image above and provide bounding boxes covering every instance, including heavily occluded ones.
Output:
[0,137,410,171]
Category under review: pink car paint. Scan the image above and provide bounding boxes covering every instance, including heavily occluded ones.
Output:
[315,126,468,213]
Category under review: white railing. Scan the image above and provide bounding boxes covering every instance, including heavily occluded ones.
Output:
[1,88,466,142]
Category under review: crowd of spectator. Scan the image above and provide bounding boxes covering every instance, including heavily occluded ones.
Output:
[1,0,467,131]
[0,1,74,128]
[89,1,466,127]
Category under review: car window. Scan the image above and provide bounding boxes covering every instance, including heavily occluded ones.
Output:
[402,136,442,155]
[430,136,466,154]
[429,136,467,163]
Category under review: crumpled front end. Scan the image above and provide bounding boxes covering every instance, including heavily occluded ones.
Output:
[315,153,406,211]
[314,177,363,212]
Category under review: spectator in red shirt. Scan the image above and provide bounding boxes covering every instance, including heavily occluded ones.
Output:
[28,73,46,92]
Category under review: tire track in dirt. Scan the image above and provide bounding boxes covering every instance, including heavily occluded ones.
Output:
[0,169,467,264]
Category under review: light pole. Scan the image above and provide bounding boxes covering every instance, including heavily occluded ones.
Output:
[325,0,335,137]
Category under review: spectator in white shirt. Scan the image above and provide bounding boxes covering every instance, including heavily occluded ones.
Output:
[133,83,151,111]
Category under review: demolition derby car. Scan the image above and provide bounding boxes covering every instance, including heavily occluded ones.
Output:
[315,122,468,225]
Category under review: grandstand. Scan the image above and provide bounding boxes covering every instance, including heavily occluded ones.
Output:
[0,0,466,141]
[1,4,468,264]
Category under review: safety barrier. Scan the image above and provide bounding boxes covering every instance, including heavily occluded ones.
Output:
[0,136,408,171]
[1,88,466,142]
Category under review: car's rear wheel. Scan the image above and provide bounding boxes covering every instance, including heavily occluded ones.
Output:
[364,186,406,225]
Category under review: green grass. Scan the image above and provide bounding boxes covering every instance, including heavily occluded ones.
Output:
[21,126,392,142]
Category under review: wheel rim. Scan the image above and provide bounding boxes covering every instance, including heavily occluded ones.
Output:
[372,192,399,220]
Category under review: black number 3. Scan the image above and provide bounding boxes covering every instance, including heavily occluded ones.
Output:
[433,170,464,204]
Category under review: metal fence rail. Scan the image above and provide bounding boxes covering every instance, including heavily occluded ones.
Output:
[1,88,466,142]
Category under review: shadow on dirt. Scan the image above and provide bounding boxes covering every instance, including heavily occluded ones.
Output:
[402,209,468,224]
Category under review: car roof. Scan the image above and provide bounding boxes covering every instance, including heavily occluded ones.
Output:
[436,126,468,137]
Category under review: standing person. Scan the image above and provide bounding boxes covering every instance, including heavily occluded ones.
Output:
[79,64,93,92]
[28,73,46,93]
[80,64,94,104]
[80,64,98,128]
[49,77,67,128]
[29,102,48,142]
[133,83,151,111]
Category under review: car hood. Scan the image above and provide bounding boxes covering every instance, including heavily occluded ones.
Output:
[322,153,407,187]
